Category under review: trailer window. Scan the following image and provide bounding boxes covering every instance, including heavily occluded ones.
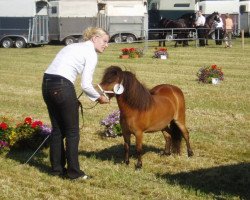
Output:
[240,5,246,13]
[52,6,57,14]
[174,4,190,7]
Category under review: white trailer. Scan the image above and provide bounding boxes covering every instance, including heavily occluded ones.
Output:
[0,0,49,48]
[48,0,148,45]
[239,0,250,35]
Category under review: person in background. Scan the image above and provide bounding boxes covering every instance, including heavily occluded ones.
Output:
[224,13,233,48]
[42,27,110,180]
[214,13,224,45]
[195,10,206,47]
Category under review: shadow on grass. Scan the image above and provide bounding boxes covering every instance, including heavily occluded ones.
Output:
[6,148,50,174]
[157,162,250,199]
[79,143,162,165]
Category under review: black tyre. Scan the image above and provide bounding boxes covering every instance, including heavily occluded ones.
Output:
[126,35,136,43]
[1,37,14,48]
[113,35,122,43]
[64,36,76,46]
[15,38,27,48]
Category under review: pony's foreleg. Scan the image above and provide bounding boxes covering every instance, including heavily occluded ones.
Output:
[175,121,194,157]
[162,128,172,156]
[123,133,131,165]
[135,132,143,169]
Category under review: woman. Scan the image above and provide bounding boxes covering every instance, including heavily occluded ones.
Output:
[224,13,233,48]
[42,27,110,180]
[195,10,206,47]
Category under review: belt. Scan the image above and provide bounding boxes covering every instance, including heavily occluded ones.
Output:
[43,73,72,84]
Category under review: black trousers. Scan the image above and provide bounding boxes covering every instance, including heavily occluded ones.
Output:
[197,26,205,46]
[42,73,85,179]
[215,28,223,45]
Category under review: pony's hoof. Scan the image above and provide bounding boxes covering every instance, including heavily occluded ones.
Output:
[135,162,142,170]
[188,151,194,157]
[135,164,142,170]
[160,151,171,156]
[125,160,130,165]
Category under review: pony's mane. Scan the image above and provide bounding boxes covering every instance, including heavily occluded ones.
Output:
[205,12,219,26]
[122,71,153,111]
[101,66,153,111]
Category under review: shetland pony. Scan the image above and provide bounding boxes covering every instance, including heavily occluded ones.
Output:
[99,66,194,169]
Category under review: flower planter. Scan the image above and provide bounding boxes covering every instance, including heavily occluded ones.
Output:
[212,78,220,84]
[160,55,167,59]
[120,55,129,59]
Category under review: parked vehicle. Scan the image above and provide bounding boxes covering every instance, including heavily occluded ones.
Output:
[48,0,148,45]
[239,0,250,36]
[0,0,49,48]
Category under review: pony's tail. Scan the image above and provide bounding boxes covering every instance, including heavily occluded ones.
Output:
[170,121,182,154]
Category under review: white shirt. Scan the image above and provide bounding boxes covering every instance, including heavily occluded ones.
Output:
[45,41,100,101]
[214,17,223,29]
[195,15,206,26]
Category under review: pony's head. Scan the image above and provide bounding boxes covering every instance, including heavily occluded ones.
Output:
[99,66,124,99]
[99,66,153,110]
[205,12,220,26]
[179,13,197,28]
[213,12,221,22]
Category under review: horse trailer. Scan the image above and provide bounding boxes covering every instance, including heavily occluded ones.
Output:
[239,0,250,36]
[0,0,49,48]
[48,0,148,45]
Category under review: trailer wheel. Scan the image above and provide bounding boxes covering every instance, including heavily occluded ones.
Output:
[113,35,122,43]
[126,35,136,43]
[64,36,76,46]
[1,37,14,48]
[15,38,26,48]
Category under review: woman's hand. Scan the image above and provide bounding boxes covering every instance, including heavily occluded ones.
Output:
[97,95,109,104]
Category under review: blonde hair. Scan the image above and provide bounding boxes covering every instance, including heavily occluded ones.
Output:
[83,27,109,41]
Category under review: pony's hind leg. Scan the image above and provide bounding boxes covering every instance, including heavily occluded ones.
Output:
[174,121,194,157]
[162,127,172,156]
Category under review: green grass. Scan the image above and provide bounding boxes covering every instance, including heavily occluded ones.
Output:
[0,38,250,200]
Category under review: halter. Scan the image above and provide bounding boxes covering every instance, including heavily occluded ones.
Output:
[97,83,124,100]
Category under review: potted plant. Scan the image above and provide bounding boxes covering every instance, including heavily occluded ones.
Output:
[120,48,143,59]
[153,47,168,59]
[100,110,122,137]
[197,64,224,84]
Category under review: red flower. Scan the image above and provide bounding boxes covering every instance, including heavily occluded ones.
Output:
[0,122,8,130]
[31,120,43,128]
[211,65,217,70]
[24,117,32,125]
[159,48,167,52]
[129,48,135,52]
[121,48,129,55]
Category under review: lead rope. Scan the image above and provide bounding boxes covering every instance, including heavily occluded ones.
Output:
[77,91,99,130]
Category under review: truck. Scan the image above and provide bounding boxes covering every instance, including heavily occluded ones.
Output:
[0,0,49,48]
[239,0,250,36]
[48,0,148,45]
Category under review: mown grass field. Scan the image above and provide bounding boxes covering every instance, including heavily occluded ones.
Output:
[0,38,249,200]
